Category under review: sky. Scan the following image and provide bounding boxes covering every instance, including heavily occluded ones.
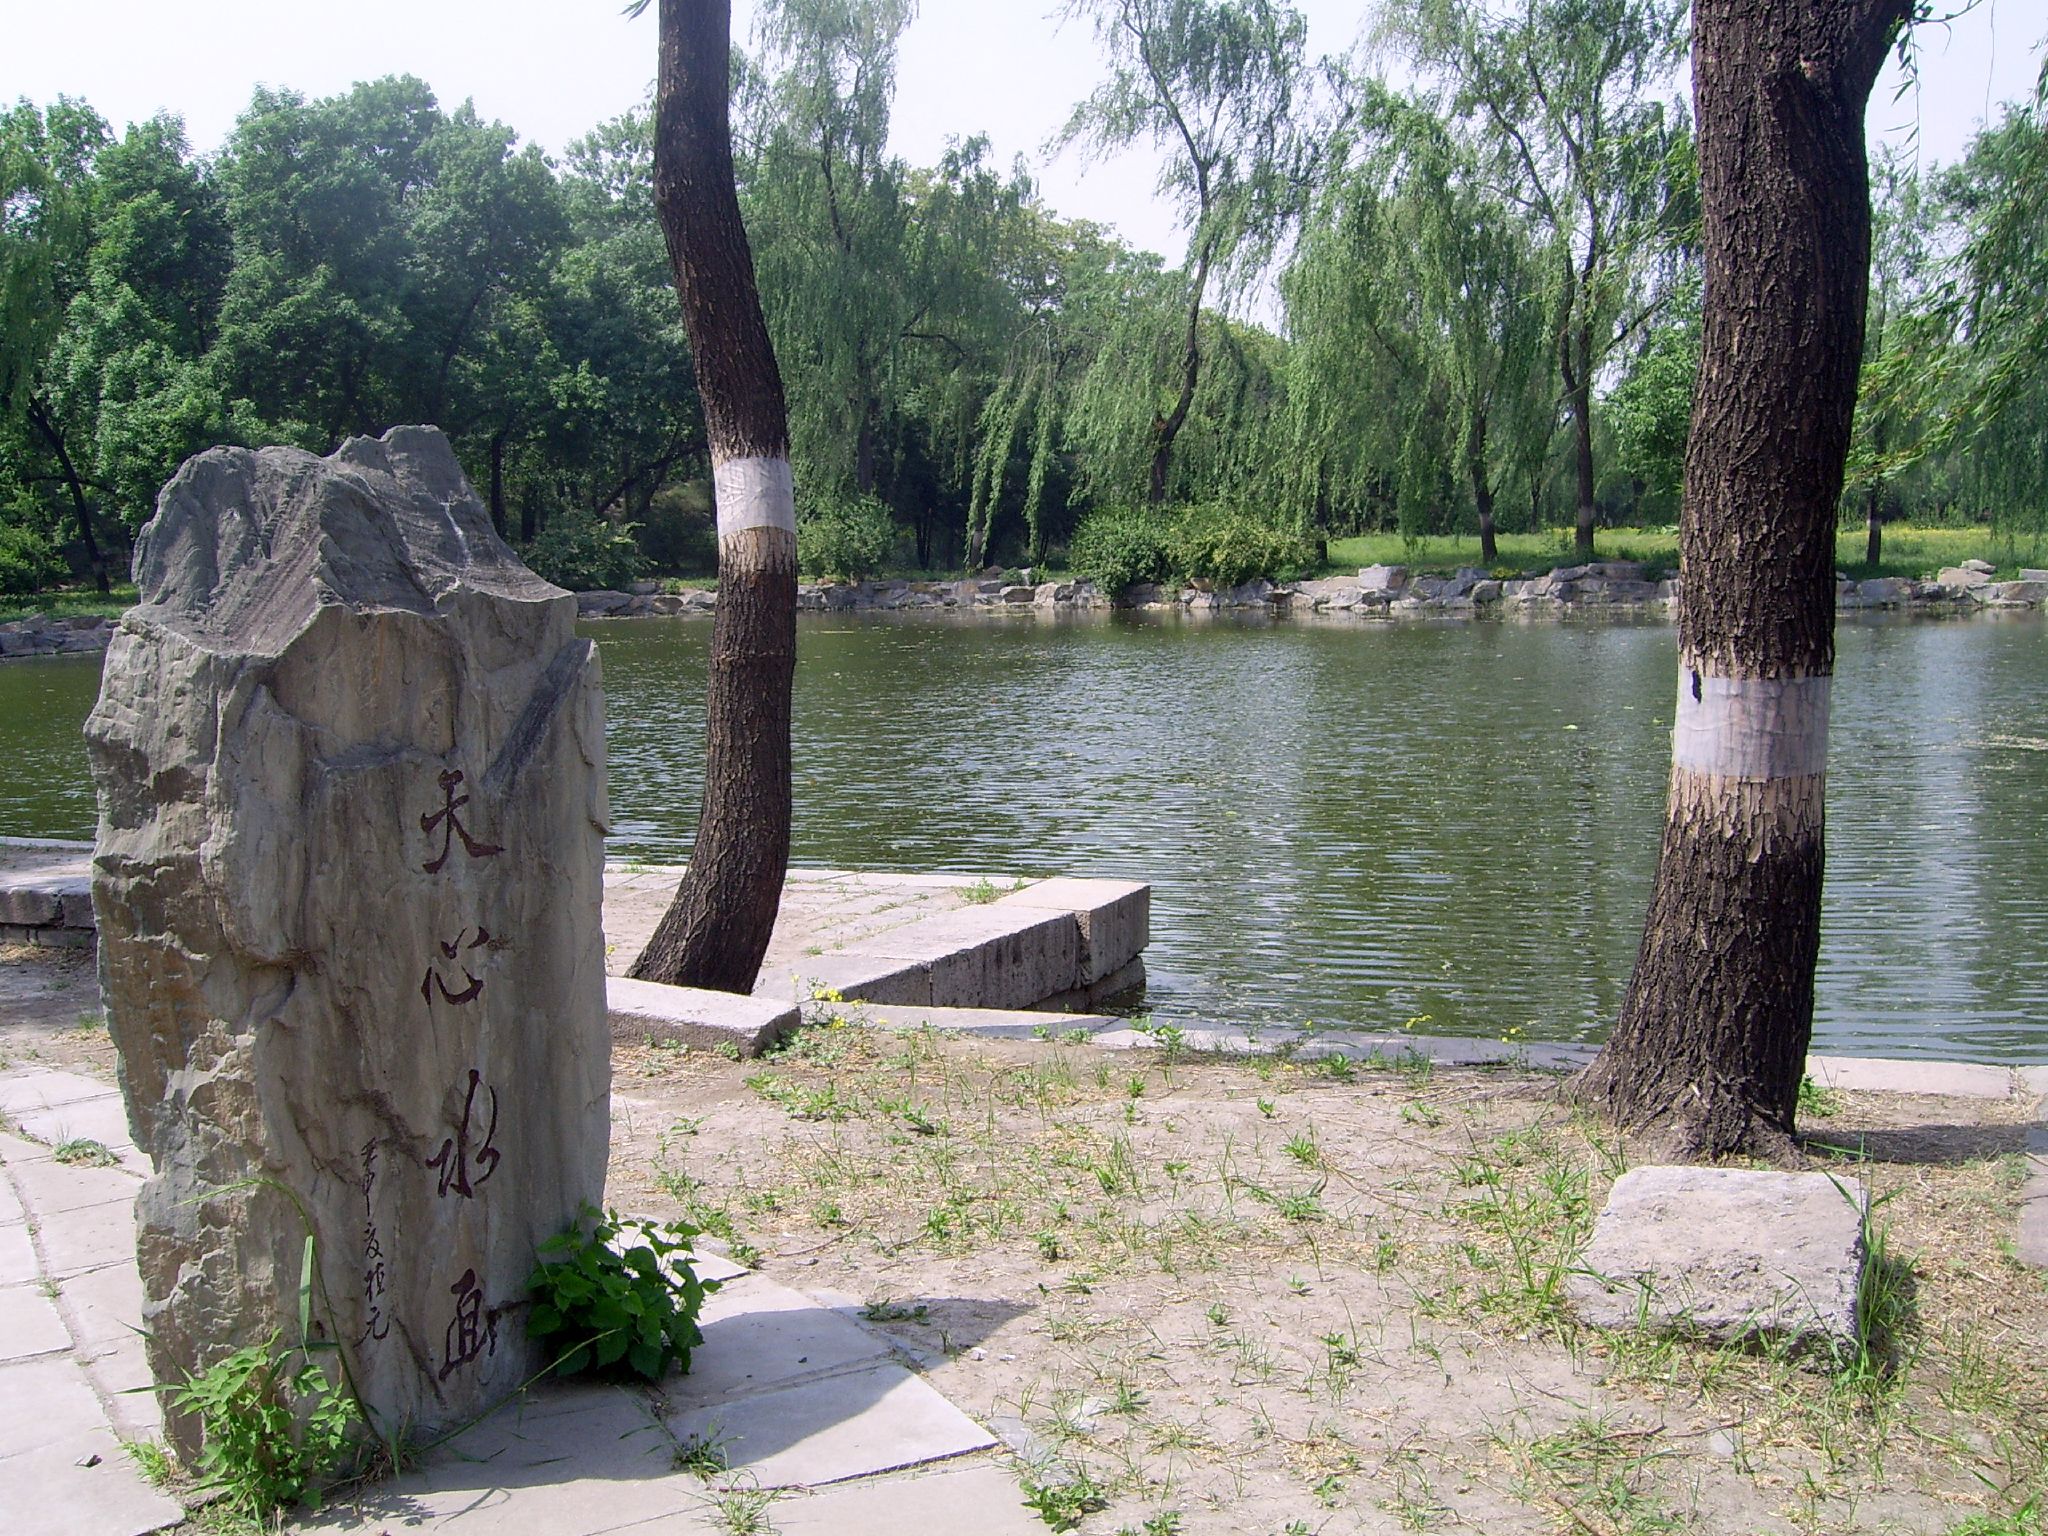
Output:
[4,0,2041,268]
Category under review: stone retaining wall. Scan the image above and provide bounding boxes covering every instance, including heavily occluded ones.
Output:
[574,558,2048,623]
[0,613,116,659]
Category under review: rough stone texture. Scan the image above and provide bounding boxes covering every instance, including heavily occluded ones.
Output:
[844,907,1082,1010]
[607,977,797,1057]
[1358,564,1408,591]
[993,876,1149,984]
[1938,565,1992,588]
[1570,1168,1866,1355]
[86,427,611,1454]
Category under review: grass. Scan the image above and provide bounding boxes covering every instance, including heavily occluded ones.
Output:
[1322,524,2046,583]
[52,1137,119,1167]
[0,582,136,621]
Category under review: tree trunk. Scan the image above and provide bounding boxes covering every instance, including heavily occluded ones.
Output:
[1864,482,1882,567]
[629,0,797,994]
[28,396,108,594]
[1572,0,1911,1159]
[1468,412,1498,566]
[1149,235,1216,505]
[1570,356,1597,561]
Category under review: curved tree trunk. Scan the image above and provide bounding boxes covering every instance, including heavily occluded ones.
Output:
[1149,235,1216,505]
[629,0,797,993]
[1572,0,1910,1159]
[28,397,108,594]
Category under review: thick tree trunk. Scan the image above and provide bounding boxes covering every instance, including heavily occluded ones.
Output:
[1570,360,1597,561]
[629,0,797,994]
[28,397,108,594]
[1573,0,1910,1159]
[1468,413,1497,566]
[1864,483,1882,567]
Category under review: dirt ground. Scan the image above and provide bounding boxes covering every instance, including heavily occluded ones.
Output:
[7,946,2045,1536]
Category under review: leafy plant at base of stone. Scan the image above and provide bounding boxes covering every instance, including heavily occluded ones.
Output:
[526,1202,716,1380]
[164,1330,359,1522]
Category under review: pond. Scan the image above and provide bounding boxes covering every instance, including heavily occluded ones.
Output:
[5,611,2045,1061]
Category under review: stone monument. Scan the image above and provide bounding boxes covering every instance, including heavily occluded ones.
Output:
[87,426,611,1454]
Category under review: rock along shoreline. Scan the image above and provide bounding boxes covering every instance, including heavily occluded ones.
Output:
[573,557,2048,623]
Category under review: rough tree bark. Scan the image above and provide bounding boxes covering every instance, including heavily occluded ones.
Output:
[628,0,797,993]
[1572,0,1911,1158]
[1149,234,1216,504]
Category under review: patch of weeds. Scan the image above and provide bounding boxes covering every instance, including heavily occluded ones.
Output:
[1315,1052,1357,1084]
[122,1437,175,1488]
[959,876,1001,904]
[1092,1133,1143,1196]
[54,1137,119,1167]
[1799,1073,1846,1120]
[650,1155,759,1268]
[167,1332,360,1522]
[1840,1179,1916,1391]
[1283,1130,1320,1167]
[1400,1100,1444,1129]
[860,1298,930,1324]
[527,1203,716,1380]
[1510,1414,1682,1535]
[1943,1505,2045,1536]
[1021,1467,1110,1531]
[702,1480,778,1535]
[745,1071,854,1122]
[674,1430,730,1477]
[1256,1098,1277,1118]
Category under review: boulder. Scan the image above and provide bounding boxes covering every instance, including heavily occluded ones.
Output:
[1569,1167,1865,1358]
[88,427,611,1454]
[1000,584,1036,604]
[2022,569,2048,584]
[1858,576,1914,604]
[1357,564,1407,592]
[1962,557,1997,575]
[1937,566,1992,589]
[576,589,634,616]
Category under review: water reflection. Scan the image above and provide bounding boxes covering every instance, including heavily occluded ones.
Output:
[5,611,2043,1059]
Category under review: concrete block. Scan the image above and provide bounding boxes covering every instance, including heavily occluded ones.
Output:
[608,977,798,1058]
[36,1197,137,1281]
[0,1281,73,1362]
[813,1002,1121,1040]
[1569,1167,1865,1355]
[8,1096,144,1174]
[672,1274,894,1406]
[0,1357,110,1459]
[665,1362,995,1489]
[2018,1126,2047,1272]
[8,1156,139,1223]
[770,1461,1044,1535]
[2,1430,185,1536]
[80,1331,162,1441]
[0,1220,33,1286]
[0,1070,118,1117]
[995,877,1149,984]
[1806,1054,2016,1099]
[56,1259,147,1351]
[755,952,933,1008]
[0,888,60,926]
[847,907,1080,1009]
[2017,1065,2048,1102]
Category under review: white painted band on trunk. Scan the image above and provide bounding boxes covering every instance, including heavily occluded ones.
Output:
[1672,670,1831,780]
[713,455,796,539]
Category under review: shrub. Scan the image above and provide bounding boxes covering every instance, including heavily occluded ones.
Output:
[1174,503,1316,588]
[797,492,895,580]
[1069,504,1175,598]
[521,512,646,592]
[0,523,66,596]
[167,1333,358,1519]
[527,1203,716,1380]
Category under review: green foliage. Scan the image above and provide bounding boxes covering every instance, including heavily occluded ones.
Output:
[166,1332,358,1520]
[526,1203,715,1381]
[1173,503,1314,587]
[797,490,896,580]
[1070,504,1177,597]
[1021,1466,1110,1530]
[521,512,645,592]
[0,521,64,594]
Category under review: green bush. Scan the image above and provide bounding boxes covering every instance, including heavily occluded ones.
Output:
[527,1203,716,1381]
[166,1332,359,1520]
[797,492,895,580]
[521,512,646,592]
[1174,503,1316,588]
[1069,504,1176,598]
[0,523,66,596]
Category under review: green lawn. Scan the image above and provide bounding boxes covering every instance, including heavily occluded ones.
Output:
[1322,525,2047,583]
[0,584,137,622]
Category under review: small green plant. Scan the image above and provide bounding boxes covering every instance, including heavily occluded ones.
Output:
[1283,1131,1320,1167]
[167,1333,359,1520]
[526,1204,716,1380]
[959,876,1001,904]
[1798,1072,1845,1119]
[1021,1467,1110,1531]
[53,1137,119,1167]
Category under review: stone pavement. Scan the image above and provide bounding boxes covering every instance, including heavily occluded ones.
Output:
[0,1066,1044,1536]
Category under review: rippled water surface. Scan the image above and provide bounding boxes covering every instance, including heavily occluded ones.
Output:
[6,613,2045,1058]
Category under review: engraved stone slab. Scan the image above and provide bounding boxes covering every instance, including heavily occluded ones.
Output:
[87,427,611,1454]
[1569,1167,1866,1355]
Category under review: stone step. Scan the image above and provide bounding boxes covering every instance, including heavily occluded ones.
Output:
[608,977,799,1057]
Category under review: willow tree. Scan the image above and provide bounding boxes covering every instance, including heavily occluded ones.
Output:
[1573,0,1913,1158]
[1061,0,1308,504]
[1389,0,1690,559]
[625,0,797,993]
[1282,89,1552,559]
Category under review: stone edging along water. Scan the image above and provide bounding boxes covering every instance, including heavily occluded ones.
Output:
[576,557,2048,622]
[8,559,2039,661]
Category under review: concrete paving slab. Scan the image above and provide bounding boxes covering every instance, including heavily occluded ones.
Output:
[2020,1066,2048,1101]
[298,1385,714,1535]
[56,1256,146,1350]
[0,1280,73,1361]
[607,976,798,1057]
[0,1355,116,1458]
[0,1128,54,1166]
[0,1173,22,1226]
[1806,1055,2016,1099]
[755,952,934,1007]
[672,1274,895,1406]
[80,1332,162,1440]
[768,1459,1042,1535]
[3,1428,184,1536]
[665,1362,995,1490]
[2018,1126,2047,1271]
[38,1195,136,1280]
[0,1069,114,1116]
[9,1153,139,1222]
[8,1095,144,1172]
[0,1217,32,1283]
